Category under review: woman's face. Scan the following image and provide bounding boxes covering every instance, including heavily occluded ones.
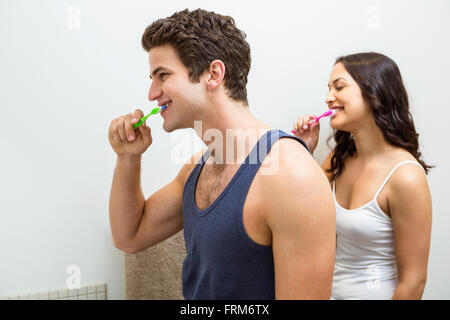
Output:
[326,62,373,132]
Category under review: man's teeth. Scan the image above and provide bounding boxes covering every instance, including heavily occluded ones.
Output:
[166,101,172,107]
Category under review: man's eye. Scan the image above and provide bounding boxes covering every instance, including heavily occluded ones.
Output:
[335,86,343,91]
[160,73,168,80]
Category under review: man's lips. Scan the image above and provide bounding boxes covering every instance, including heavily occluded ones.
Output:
[159,100,172,107]
[159,101,172,116]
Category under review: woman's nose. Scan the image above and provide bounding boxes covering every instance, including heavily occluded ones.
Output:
[325,90,336,105]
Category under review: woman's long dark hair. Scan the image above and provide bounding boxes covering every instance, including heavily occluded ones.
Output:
[327,52,433,182]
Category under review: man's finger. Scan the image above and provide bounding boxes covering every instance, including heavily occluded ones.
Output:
[117,118,127,141]
[133,109,145,124]
[124,116,137,142]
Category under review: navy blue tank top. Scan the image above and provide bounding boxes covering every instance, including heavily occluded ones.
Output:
[182,129,309,299]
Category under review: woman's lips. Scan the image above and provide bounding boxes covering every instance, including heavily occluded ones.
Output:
[330,106,344,117]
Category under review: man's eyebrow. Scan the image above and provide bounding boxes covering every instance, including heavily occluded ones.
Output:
[149,66,169,79]
[328,77,346,87]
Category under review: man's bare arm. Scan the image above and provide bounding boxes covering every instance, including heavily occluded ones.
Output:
[109,151,203,254]
[263,139,336,299]
[109,154,147,252]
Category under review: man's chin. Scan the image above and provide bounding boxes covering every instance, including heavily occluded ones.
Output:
[162,121,179,133]
[162,124,174,133]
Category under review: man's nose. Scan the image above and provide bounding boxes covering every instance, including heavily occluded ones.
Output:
[148,81,162,101]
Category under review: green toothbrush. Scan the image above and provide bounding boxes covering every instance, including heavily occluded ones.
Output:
[133,105,167,128]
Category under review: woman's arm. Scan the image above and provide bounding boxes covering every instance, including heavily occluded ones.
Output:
[389,164,432,299]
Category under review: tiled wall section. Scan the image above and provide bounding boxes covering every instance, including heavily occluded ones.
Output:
[0,283,107,300]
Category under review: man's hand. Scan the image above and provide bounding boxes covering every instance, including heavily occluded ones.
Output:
[108,109,153,157]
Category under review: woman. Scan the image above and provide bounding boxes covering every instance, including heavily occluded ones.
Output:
[293,52,432,300]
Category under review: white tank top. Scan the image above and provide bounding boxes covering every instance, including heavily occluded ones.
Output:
[331,160,424,300]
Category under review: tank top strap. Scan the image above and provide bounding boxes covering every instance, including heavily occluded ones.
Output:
[230,129,308,208]
[373,160,424,201]
[183,148,212,192]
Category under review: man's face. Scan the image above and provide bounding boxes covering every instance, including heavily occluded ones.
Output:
[148,44,206,132]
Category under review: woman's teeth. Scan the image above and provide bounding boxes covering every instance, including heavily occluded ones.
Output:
[330,107,344,118]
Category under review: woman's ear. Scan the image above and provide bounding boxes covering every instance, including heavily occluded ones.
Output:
[206,59,225,90]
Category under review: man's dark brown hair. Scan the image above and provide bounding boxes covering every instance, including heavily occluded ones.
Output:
[141,8,251,104]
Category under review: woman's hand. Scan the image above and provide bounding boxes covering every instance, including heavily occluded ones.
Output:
[293,115,320,153]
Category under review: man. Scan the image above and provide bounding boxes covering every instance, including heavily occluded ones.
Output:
[108,9,335,299]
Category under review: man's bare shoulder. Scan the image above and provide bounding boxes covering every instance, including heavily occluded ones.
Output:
[258,138,335,233]
[257,137,333,218]
[261,137,321,180]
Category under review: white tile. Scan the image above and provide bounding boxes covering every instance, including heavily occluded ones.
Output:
[97,292,106,300]
[87,294,96,300]
[96,283,106,293]
[58,289,68,299]
[48,291,58,300]
[77,287,87,295]
[29,294,40,300]
[5,284,107,301]
[68,289,77,297]
[39,292,49,300]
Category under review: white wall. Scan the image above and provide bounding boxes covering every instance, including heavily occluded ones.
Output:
[1,0,449,299]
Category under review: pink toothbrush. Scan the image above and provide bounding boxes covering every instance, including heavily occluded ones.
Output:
[291,109,336,134]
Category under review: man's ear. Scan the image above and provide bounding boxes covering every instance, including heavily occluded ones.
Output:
[206,59,225,90]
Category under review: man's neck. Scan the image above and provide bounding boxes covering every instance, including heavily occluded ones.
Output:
[194,101,271,166]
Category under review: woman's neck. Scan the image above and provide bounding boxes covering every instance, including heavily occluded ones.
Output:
[352,120,395,162]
